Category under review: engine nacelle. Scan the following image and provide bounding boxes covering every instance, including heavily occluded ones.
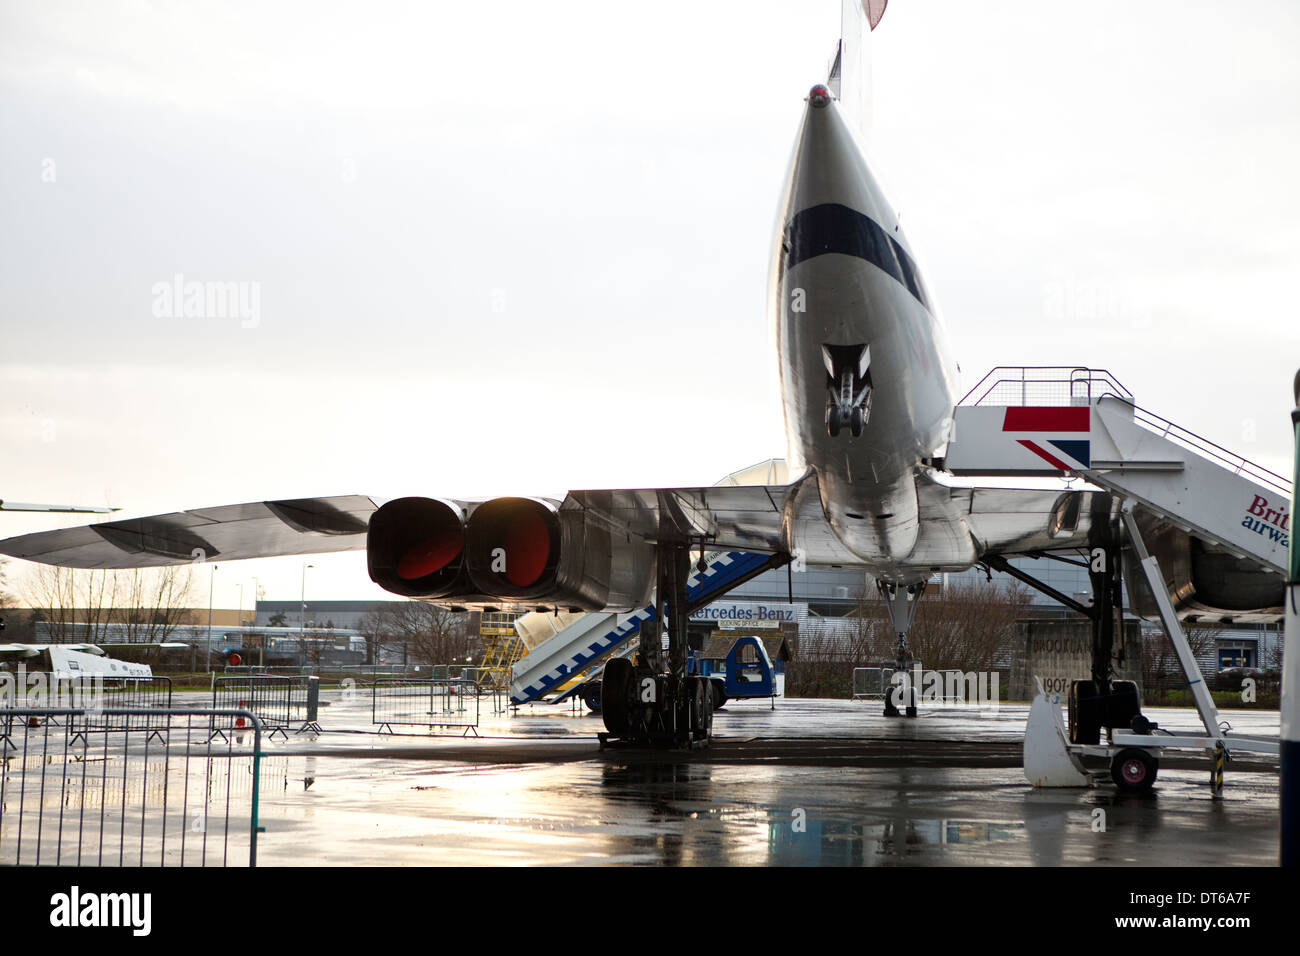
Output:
[464,496,654,610]
[367,494,655,611]
[1123,509,1284,620]
[367,497,475,599]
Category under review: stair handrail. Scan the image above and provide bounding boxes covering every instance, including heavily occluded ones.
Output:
[1095,393,1292,496]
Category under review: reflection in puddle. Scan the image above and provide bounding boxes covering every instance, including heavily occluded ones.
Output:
[943,820,1023,843]
[767,816,1025,864]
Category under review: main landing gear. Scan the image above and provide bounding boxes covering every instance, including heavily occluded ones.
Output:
[878,579,924,719]
[598,543,713,750]
[988,518,1156,791]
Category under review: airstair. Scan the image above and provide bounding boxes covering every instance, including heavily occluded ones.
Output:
[949,368,1290,575]
[508,550,784,705]
[949,367,1291,755]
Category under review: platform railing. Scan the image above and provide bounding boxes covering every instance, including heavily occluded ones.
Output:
[960,366,1133,407]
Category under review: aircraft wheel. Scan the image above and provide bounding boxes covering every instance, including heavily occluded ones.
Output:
[1068,680,1101,745]
[710,679,728,710]
[1107,680,1141,729]
[827,408,843,437]
[687,676,712,740]
[850,406,863,437]
[1111,748,1158,792]
[602,658,635,736]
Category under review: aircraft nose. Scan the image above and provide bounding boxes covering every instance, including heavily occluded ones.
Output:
[785,89,897,230]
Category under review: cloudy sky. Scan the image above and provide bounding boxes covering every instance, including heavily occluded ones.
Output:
[2,0,1297,608]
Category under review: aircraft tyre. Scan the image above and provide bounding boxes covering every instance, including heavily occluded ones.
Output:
[1106,680,1141,729]
[602,658,635,737]
[1068,680,1102,745]
[687,675,713,740]
[710,679,728,710]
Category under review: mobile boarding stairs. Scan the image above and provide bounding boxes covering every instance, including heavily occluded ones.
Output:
[948,368,1289,793]
[507,550,785,707]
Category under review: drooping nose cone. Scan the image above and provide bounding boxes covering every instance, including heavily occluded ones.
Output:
[779,85,920,282]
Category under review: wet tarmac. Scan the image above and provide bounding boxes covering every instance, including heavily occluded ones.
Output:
[167,691,1282,867]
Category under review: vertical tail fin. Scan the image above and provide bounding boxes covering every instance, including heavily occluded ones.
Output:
[827,0,887,143]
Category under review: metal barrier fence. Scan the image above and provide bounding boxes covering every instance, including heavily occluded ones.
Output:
[852,667,987,703]
[72,675,173,709]
[2,676,176,735]
[212,676,319,737]
[0,707,262,866]
[371,679,481,736]
[851,668,896,700]
[223,663,432,682]
[69,677,175,737]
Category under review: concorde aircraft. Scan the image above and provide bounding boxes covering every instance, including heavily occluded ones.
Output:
[1,2,1286,747]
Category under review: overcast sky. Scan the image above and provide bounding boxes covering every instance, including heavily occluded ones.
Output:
[2,0,1297,608]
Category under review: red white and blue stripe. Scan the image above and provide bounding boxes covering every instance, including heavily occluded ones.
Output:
[1002,406,1091,470]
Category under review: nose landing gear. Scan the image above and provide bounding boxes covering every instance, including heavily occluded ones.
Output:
[823,343,872,438]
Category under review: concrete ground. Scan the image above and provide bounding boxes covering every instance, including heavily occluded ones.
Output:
[198,691,1282,866]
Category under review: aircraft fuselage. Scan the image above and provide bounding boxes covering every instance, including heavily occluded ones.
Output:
[771,88,960,573]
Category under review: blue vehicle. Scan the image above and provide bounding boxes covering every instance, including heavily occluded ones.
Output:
[694,634,787,706]
[579,634,784,713]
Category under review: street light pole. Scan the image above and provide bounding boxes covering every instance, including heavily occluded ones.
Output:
[206,564,218,673]
[301,562,314,655]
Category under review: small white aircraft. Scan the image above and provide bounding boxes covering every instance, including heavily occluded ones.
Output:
[0,2,1284,747]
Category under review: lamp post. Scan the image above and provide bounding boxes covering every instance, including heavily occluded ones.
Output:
[301,562,314,652]
[206,564,219,673]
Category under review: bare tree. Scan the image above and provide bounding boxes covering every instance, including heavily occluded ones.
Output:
[26,564,87,642]
[1143,622,1221,695]
[908,579,1031,674]
[117,567,198,642]
[0,558,23,641]
[357,601,478,666]
[786,577,1030,698]
[23,564,196,644]
[0,558,15,610]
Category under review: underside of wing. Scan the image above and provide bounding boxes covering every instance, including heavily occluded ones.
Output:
[0,496,379,569]
[560,484,793,553]
[944,481,1112,559]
